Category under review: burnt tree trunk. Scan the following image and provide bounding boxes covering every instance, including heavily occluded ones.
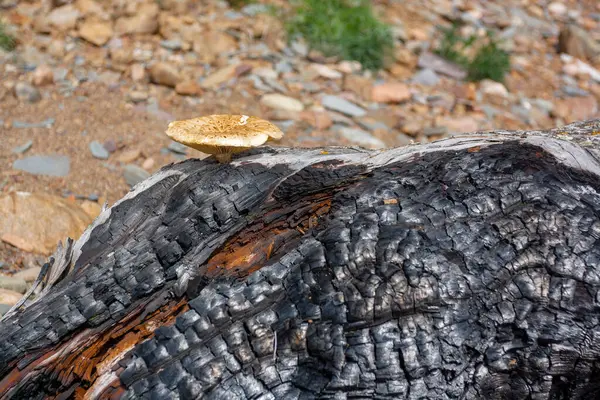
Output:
[3,120,600,399]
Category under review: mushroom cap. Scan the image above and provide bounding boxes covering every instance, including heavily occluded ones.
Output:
[165,114,284,155]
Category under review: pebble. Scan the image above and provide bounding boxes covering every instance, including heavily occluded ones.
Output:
[123,164,150,187]
[90,141,110,159]
[13,155,70,177]
[149,62,180,87]
[321,95,367,117]
[168,141,188,154]
[117,149,142,163]
[0,276,28,294]
[103,139,117,153]
[11,140,33,154]
[12,267,41,282]
[0,289,22,306]
[142,158,155,170]
[412,69,441,86]
[260,93,304,112]
[337,126,386,149]
[160,39,183,51]
[15,82,42,103]
[371,82,412,103]
[12,118,55,129]
[417,52,467,80]
[32,64,54,86]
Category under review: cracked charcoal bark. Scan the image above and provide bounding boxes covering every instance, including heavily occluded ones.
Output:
[3,120,600,399]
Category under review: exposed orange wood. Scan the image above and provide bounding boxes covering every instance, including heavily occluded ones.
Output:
[0,297,189,399]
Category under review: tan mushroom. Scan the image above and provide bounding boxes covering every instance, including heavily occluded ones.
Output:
[165,114,284,163]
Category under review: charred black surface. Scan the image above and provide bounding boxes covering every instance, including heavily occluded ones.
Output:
[120,143,600,399]
[4,125,600,399]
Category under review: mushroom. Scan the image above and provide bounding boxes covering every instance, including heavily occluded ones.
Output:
[165,114,284,163]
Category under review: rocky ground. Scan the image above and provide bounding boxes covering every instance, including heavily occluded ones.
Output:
[0,0,600,310]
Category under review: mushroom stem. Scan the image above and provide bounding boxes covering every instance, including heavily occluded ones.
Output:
[215,153,232,164]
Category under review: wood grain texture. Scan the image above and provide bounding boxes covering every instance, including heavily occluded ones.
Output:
[3,119,600,399]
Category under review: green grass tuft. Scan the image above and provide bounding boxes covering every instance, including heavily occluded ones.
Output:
[434,23,510,82]
[226,0,255,9]
[0,22,15,51]
[286,0,394,71]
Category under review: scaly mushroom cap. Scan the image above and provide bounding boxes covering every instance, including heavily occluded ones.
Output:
[165,114,284,158]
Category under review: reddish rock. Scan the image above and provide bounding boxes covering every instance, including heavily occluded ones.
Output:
[175,80,203,96]
[343,74,373,101]
[32,65,54,86]
[371,82,412,103]
[553,96,598,122]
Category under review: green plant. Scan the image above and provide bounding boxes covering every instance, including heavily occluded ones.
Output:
[286,0,394,71]
[434,24,510,82]
[435,23,476,66]
[226,0,254,9]
[467,33,511,82]
[0,22,15,51]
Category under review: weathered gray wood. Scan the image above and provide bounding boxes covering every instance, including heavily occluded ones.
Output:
[2,119,600,399]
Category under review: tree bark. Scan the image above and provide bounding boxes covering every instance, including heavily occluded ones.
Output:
[3,119,600,399]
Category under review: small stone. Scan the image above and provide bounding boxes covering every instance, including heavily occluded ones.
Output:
[12,140,33,154]
[310,64,343,79]
[321,95,366,117]
[149,62,180,88]
[299,110,333,130]
[12,267,41,282]
[479,79,509,97]
[400,121,423,136]
[423,126,449,136]
[0,288,23,305]
[103,139,117,153]
[99,71,122,86]
[48,40,66,58]
[168,142,188,154]
[558,24,600,63]
[412,69,441,86]
[32,64,54,86]
[117,149,142,163]
[123,164,150,187]
[160,39,183,50]
[131,64,147,82]
[14,82,41,103]
[439,116,479,134]
[548,2,568,18]
[200,64,238,89]
[47,5,81,31]
[175,80,203,96]
[343,74,373,101]
[110,48,133,64]
[78,20,114,46]
[80,200,102,219]
[338,127,386,149]
[0,276,28,294]
[418,52,467,79]
[337,61,362,74]
[553,96,598,122]
[12,118,55,129]
[260,93,304,112]
[90,141,110,159]
[128,90,148,103]
[142,158,155,170]
[115,13,159,35]
[371,82,411,103]
[254,68,278,80]
[13,155,70,177]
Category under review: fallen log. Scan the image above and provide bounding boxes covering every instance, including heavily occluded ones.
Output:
[3,120,600,399]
